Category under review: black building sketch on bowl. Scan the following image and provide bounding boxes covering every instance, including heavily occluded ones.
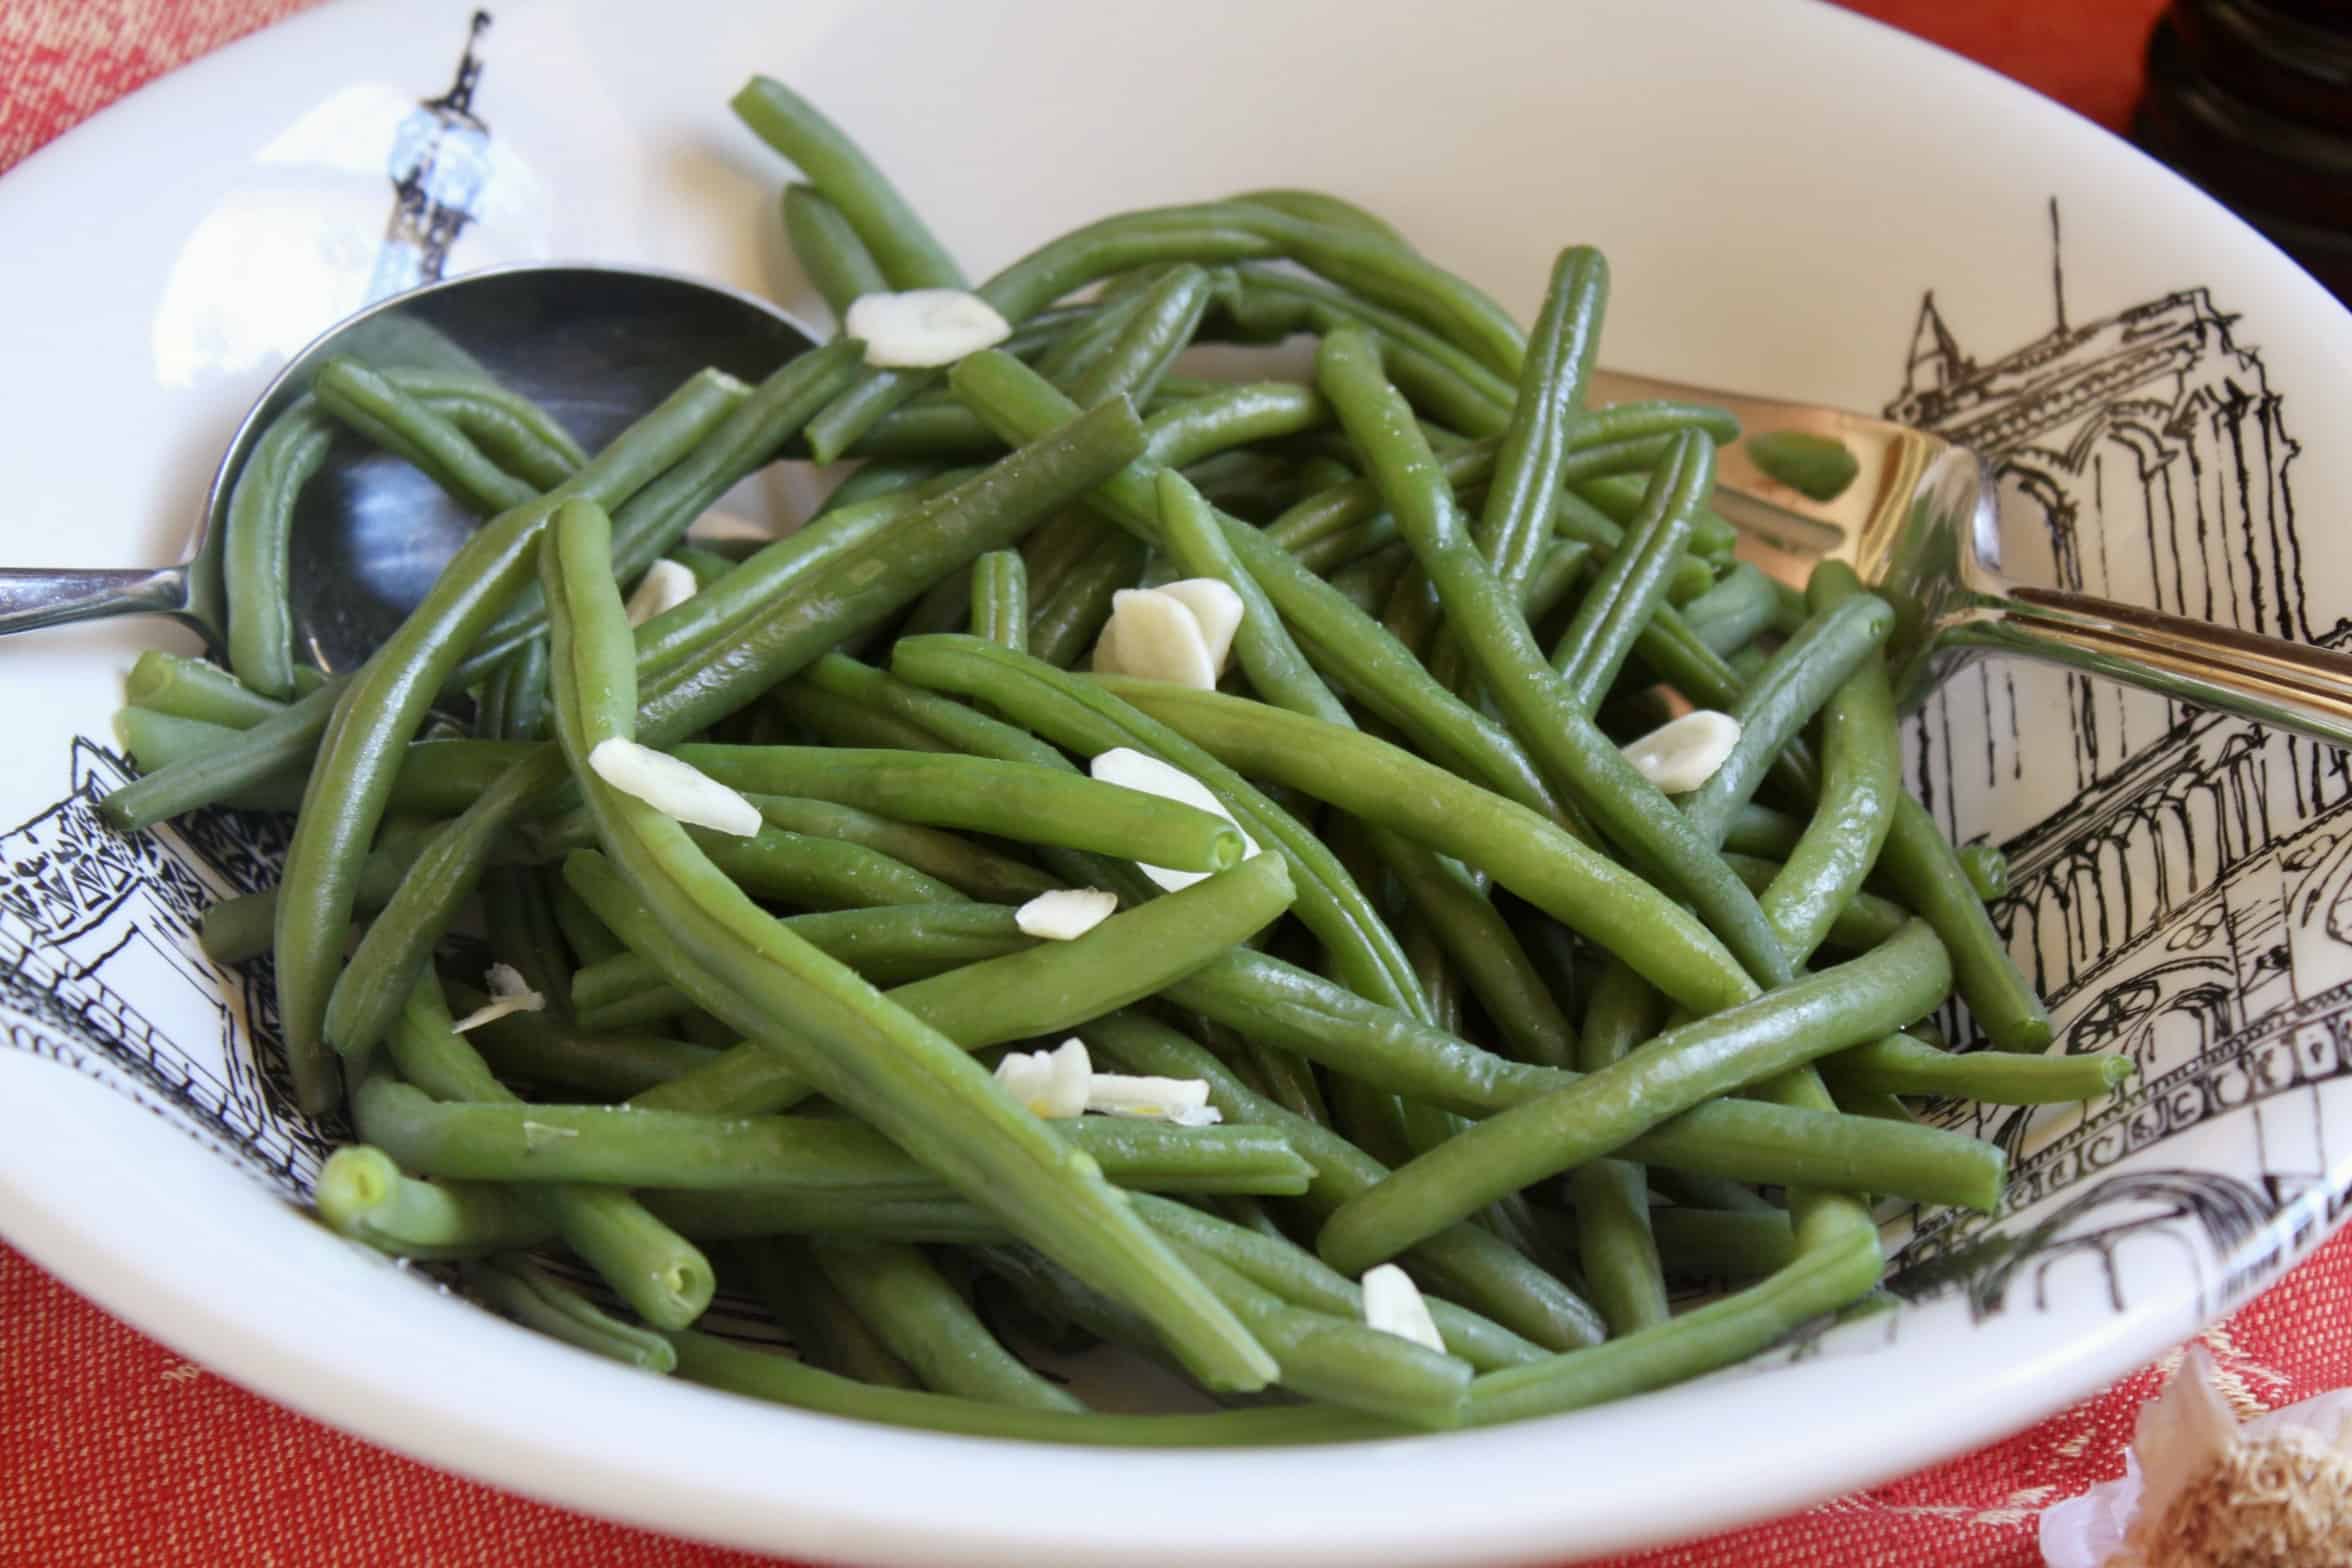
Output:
[367,10,496,302]
[1875,220,2352,1321]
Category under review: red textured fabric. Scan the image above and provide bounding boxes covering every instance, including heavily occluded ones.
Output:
[4,3,2335,1566]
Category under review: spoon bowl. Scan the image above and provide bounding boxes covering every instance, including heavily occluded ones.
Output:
[0,264,816,672]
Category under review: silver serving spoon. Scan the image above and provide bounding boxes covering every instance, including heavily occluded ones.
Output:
[0,264,814,674]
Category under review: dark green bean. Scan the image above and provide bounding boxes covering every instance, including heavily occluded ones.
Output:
[667,746,1247,876]
[971,549,1028,651]
[1880,795,2051,1052]
[101,679,344,834]
[1822,1031,2131,1104]
[1317,922,1952,1273]
[462,1009,721,1100]
[1960,842,2009,901]
[313,1145,553,1260]
[811,1241,1086,1411]
[1066,264,1213,409]
[1646,1206,1799,1282]
[740,1237,920,1388]
[1475,246,1609,593]
[669,1329,1393,1445]
[781,182,892,315]
[313,358,540,515]
[125,651,287,729]
[1551,447,1706,712]
[1680,562,1781,657]
[742,793,1057,904]
[1568,957,1669,1337]
[1024,531,1145,666]
[731,77,966,290]
[224,400,335,696]
[464,1258,676,1373]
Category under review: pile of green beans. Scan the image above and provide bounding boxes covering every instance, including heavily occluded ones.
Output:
[99,73,2120,1443]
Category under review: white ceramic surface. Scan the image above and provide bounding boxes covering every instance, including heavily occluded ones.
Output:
[3,1,2351,1562]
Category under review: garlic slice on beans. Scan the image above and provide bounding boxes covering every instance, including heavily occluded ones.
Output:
[623,559,698,627]
[1014,888,1118,940]
[844,289,1011,368]
[1153,579,1245,673]
[451,962,546,1033]
[1087,747,1260,892]
[1360,1263,1445,1353]
[994,1038,1092,1120]
[588,738,762,836]
[1619,710,1742,794]
[1094,589,1217,689]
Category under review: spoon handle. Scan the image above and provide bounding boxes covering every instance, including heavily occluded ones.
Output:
[0,564,207,644]
[1935,583,2352,752]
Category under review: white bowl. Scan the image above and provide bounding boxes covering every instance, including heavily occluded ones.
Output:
[3,1,2349,1562]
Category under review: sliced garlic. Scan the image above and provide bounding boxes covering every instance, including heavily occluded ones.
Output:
[1360,1263,1445,1353]
[843,289,1012,368]
[1014,888,1118,941]
[1619,710,1742,794]
[1153,579,1245,674]
[1093,588,1217,689]
[451,962,546,1033]
[1087,747,1260,891]
[993,1038,1091,1119]
[588,737,762,836]
[1085,1072,1220,1125]
[623,559,699,628]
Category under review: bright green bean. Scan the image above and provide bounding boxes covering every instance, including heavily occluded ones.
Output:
[313,1145,553,1260]
[731,77,966,290]
[781,182,891,316]
[971,549,1028,651]
[811,1241,1085,1411]
[465,1258,677,1373]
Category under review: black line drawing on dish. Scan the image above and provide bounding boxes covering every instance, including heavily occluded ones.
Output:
[1864,199,2352,1321]
[368,9,496,302]
[0,740,335,1197]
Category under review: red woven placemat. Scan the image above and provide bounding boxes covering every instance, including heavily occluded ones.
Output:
[9,3,2333,1566]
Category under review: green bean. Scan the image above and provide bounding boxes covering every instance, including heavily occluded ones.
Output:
[1822,1032,2131,1104]
[1317,922,1952,1273]
[1645,1206,1799,1282]
[539,493,1276,1391]
[1361,847,1577,1069]
[820,460,938,514]
[117,715,534,821]
[1747,429,1860,503]
[767,676,955,753]
[482,866,573,1025]
[1465,1206,1883,1426]
[355,1073,1312,1198]
[1723,853,1910,955]
[1017,508,1111,606]
[1550,447,1705,711]
[740,1237,920,1388]
[669,1329,1394,1444]
[224,399,334,696]
[462,1009,721,1100]
[275,370,747,1109]
[845,400,1003,463]
[479,636,550,743]
[1679,593,1895,850]
[669,546,741,589]
[327,750,570,1059]
[1315,330,1793,988]
[644,1192,1015,1245]
[1029,291,1156,393]
[313,358,541,516]
[1880,795,2051,1052]
[597,850,1292,1116]
[125,651,287,729]
[1066,264,1213,409]
[464,1258,676,1373]
[689,824,962,909]
[668,746,1246,876]
[101,679,343,833]
[948,352,1572,830]
[812,1241,1084,1411]
[781,182,891,316]
[378,977,714,1330]
[314,1145,553,1260]
[1575,471,1741,561]
[889,637,1432,1021]
[1127,1194,1545,1373]
[1568,958,1669,1337]
[731,77,966,290]
[1753,563,1902,965]
[1173,1243,1471,1429]
[1680,562,1781,657]
[971,549,1028,651]
[1079,1011,1605,1353]
[550,875,626,967]
[1086,682,1755,1017]
[1024,531,1146,666]
[1723,802,1809,860]
[1960,842,2009,901]
[741,793,1057,904]
[1230,188,1410,248]
[1475,247,1609,593]
[394,371,587,490]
